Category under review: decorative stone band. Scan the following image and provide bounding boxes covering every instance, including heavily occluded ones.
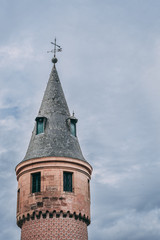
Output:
[16,156,92,180]
[17,210,90,228]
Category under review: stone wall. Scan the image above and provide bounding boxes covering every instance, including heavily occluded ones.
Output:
[16,157,92,233]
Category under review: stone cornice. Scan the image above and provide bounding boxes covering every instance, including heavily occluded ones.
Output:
[16,156,92,180]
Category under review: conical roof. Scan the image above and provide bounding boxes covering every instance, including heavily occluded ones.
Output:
[23,65,85,162]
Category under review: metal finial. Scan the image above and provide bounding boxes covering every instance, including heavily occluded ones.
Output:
[47,38,62,64]
[73,111,75,116]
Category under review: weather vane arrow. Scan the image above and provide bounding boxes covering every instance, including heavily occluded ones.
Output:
[47,38,62,65]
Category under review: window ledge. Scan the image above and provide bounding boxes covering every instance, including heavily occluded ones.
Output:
[63,191,75,195]
[29,192,42,197]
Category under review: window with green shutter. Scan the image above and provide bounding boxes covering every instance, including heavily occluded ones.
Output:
[32,172,41,193]
[37,119,44,134]
[63,172,73,192]
[35,117,47,135]
[66,116,78,137]
[70,121,76,137]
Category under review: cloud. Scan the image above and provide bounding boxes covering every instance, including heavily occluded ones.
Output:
[0,40,43,70]
[1,1,160,240]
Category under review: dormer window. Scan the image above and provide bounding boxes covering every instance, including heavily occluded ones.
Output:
[67,114,78,137]
[35,117,47,135]
[70,120,77,137]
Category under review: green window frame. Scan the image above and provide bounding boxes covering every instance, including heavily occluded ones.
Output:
[66,116,78,137]
[70,121,76,137]
[63,172,73,192]
[35,117,47,135]
[32,172,41,193]
[37,120,44,134]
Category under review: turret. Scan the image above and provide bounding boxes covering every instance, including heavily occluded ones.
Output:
[15,41,92,240]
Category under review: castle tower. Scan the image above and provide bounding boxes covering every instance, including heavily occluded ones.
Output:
[15,45,92,240]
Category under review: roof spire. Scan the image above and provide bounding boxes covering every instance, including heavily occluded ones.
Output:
[47,38,62,66]
[22,62,85,162]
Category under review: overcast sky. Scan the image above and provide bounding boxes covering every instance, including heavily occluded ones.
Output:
[1,0,160,239]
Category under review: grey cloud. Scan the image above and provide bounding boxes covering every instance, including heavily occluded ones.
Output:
[1,1,160,240]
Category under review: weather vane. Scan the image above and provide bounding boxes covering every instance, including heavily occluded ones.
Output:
[47,38,62,64]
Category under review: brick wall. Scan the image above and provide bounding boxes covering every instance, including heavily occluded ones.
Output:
[21,215,88,240]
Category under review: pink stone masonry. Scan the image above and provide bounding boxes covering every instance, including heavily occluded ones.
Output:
[16,157,92,240]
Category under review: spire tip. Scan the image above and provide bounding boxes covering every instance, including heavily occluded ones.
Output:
[48,38,62,65]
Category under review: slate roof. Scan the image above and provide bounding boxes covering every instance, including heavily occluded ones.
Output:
[23,65,85,162]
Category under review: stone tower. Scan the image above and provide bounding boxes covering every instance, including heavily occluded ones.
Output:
[15,51,92,240]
